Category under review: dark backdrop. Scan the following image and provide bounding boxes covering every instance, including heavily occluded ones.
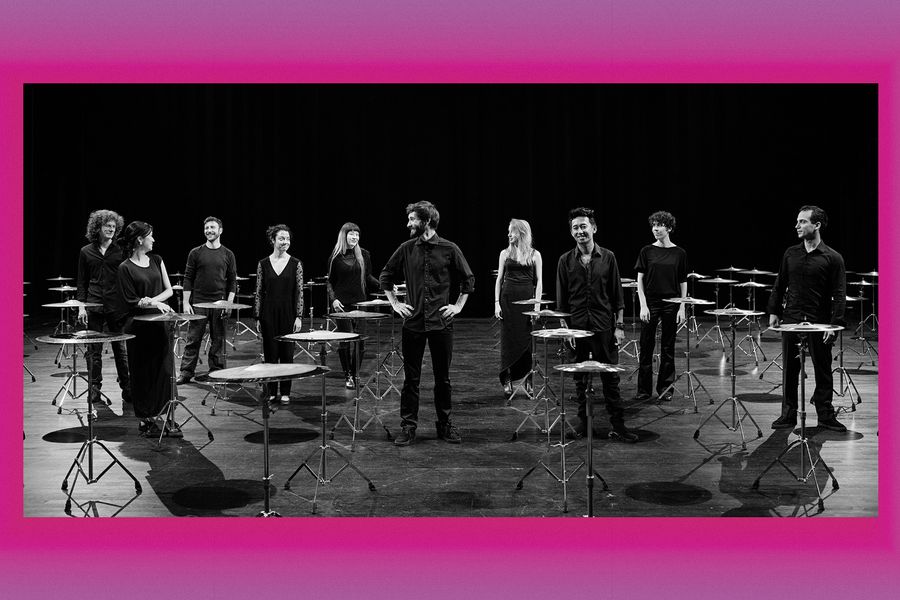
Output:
[24,84,877,316]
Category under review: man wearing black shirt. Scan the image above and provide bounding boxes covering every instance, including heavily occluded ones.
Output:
[380,201,475,446]
[176,216,237,384]
[767,205,847,432]
[76,209,131,404]
[557,207,637,443]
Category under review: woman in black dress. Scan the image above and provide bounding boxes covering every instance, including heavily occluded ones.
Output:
[254,224,304,403]
[635,210,688,401]
[327,222,380,389]
[494,218,543,396]
[114,221,176,437]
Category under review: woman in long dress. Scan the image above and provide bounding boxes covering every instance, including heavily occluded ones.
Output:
[254,224,304,403]
[494,219,543,396]
[326,222,380,389]
[114,221,176,437]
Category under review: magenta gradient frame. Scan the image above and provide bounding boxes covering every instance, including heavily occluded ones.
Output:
[3,47,897,600]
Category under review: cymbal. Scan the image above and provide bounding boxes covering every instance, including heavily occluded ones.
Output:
[620,277,636,283]
[280,330,360,343]
[133,312,207,322]
[46,276,73,281]
[686,272,708,279]
[206,363,328,384]
[622,282,638,289]
[194,300,252,310]
[374,291,405,298]
[312,276,329,283]
[328,310,389,320]
[356,299,391,307]
[37,331,135,345]
[663,296,714,305]
[699,277,738,285]
[168,272,184,277]
[716,266,746,273]
[48,285,78,292]
[531,328,594,340]
[848,280,877,287]
[732,281,769,288]
[171,284,184,290]
[235,276,250,281]
[512,298,553,305]
[738,268,775,276]
[704,308,764,317]
[248,273,257,278]
[845,295,866,302]
[235,293,256,300]
[42,300,101,309]
[303,282,327,288]
[24,281,30,285]
[770,322,843,333]
[554,360,627,374]
[523,309,571,318]
[853,270,878,277]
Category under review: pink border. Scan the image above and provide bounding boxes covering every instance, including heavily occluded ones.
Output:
[3,11,897,600]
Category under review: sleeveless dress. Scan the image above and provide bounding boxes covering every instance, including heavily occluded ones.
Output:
[499,257,537,383]
[255,256,303,396]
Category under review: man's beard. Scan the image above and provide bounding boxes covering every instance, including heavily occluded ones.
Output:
[409,224,425,237]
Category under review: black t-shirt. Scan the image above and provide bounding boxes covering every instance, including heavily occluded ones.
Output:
[634,244,688,300]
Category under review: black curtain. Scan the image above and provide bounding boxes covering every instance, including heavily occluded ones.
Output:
[24,84,877,315]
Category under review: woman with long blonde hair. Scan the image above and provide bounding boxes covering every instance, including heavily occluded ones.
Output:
[494,218,543,396]
[327,222,380,388]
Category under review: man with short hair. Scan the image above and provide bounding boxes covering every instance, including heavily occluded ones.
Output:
[176,216,237,384]
[556,207,637,443]
[380,201,475,446]
[767,205,847,432]
[76,209,131,404]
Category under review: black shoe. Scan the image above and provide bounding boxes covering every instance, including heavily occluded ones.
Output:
[609,427,639,443]
[771,414,797,430]
[393,426,416,446]
[634,393,651,402]
[818,416,847,433]
[436,421,461,444]
[139,420,162,437]
[175,373,193,385]
[345,375,356,389]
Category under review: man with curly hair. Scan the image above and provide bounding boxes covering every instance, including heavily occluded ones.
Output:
[76,209,131,404]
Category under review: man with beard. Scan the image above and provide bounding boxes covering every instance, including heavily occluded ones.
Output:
[767,205,847,432]
[176,216,237,384]
[556,207,637,443]
[76,209,132,404]
[380,201,475,446]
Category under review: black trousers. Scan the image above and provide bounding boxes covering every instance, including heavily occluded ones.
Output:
[781,331,836,419]
[400,327,453,428]
[572,329,625,428]
[335,317,367,377]
[179,306,226,375]
[260,327,294,397]
[85,310,130,397]
[637,299,678,396]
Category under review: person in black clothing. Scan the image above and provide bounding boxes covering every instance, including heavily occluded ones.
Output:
[556,207,637,443]
[76,209,132,405]
[254,224,304,403]
[767,205,847,432]
[634,210,688,402]
[177,216,237,384]
[327,222,380,389]
[380,201,475,446]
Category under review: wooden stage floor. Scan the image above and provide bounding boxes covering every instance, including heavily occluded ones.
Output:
[23,317,878,517]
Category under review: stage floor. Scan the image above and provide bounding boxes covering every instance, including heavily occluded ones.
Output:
[23,317,878,517]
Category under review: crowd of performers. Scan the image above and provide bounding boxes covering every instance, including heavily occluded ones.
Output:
[73,201,848,443]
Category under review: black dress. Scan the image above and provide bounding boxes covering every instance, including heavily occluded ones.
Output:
[254,255,303,396]
[327,248,380,377]
[499,257,537,384]
[115,254,173,419]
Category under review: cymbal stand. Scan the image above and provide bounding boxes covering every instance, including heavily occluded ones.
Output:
[381,304,406,379]
[24,313,36,382]
[204,311,255,413]
[619,286,640,359]
[832,329,861,412]
[758,351,783,393]
[696,283,727,353]
[284,347,376,514]
[344,318,395,439]
[736,286,766,365]
[694,314,763,449]
[232,281,259,343]
[853,283,878,335]
[507,313,550,403]
[515,365,597,513]
[491,315,501,350]
[850,293,878,367]
[52,305,77,367]
[659,302,712,413]
[752,332,839,512]
[51,342,90,414]
[61,357,142,515]
[510,335,572,442]
[156,321,215,445]
[678,278,704,339]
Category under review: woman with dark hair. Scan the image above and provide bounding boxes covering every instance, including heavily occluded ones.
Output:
[327,222,380,388]
[254,224,304,403]
[634,210,688,402]
[494,218,543,396]
[114,221,176,437]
